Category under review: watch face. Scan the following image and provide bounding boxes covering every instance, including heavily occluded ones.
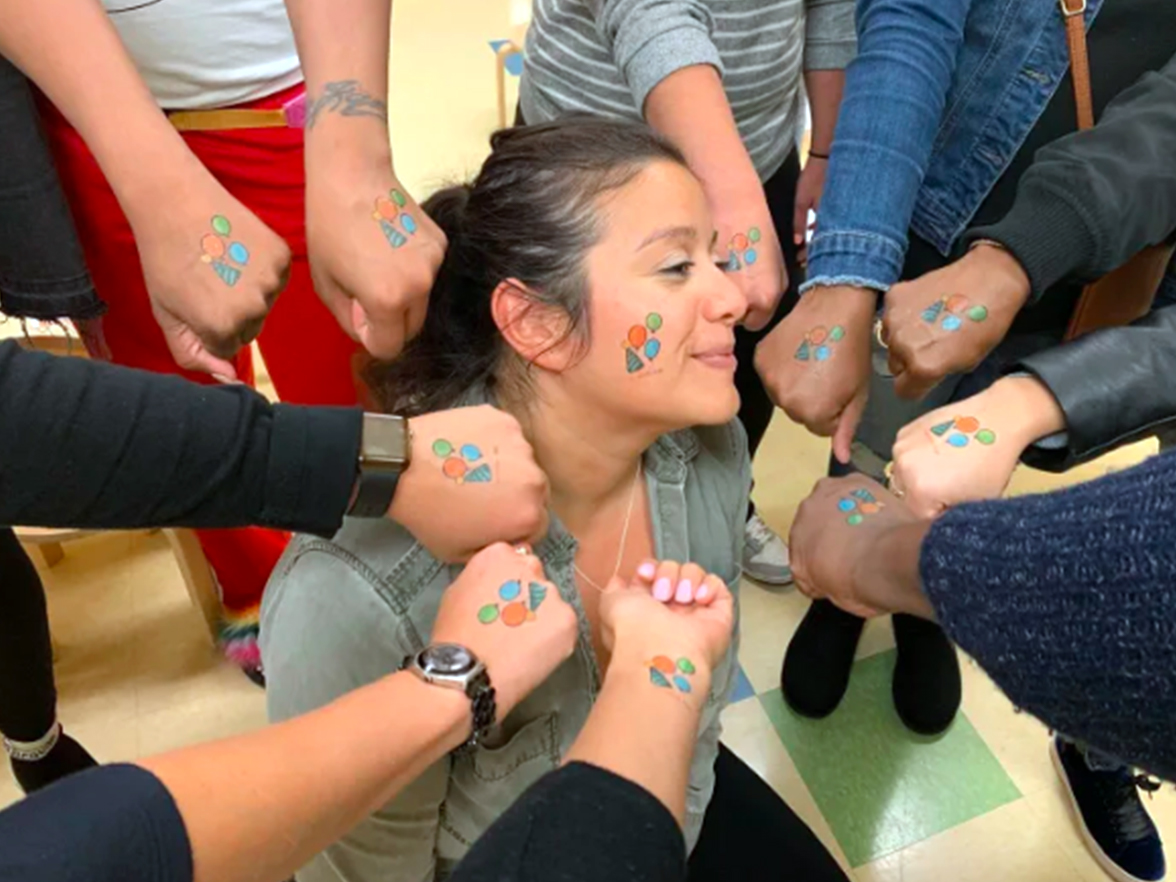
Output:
[362,415,409,463]
[422,643,474,676]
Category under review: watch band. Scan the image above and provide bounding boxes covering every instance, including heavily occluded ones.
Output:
[465,669,497,749]
[349,467,402,518]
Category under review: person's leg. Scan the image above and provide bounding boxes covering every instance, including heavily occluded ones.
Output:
[737,152,803,585]
[1052,735,1165,882]
[0,530,97,792]
[688,744,848,882]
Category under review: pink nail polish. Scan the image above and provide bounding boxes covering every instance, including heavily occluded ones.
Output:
[637,562,657,579]
[653,578,673,602]
[675,580,693,604]
[696,584,710,601]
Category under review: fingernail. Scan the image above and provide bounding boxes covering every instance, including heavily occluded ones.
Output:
[675,580,693,604]
[696,584,710,601]
[212,373,240,385]
[637,562,656,579]
[653,578,673,602]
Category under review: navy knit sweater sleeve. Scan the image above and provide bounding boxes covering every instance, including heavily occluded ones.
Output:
[921,450,1176,780]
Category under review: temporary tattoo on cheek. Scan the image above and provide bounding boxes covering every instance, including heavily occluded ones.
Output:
[373,189,415,248]
[839,487,885,526]
[200,215,250,287]
[725,227,761,271]
[478,580,548,626]
[623,312,663,373]
[795,324,846,362]
[647,655,697,693]
[922,294,989,332]
[929,416,996,448]
[432,438,493,483]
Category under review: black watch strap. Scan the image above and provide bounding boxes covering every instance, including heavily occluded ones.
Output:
[349,468,402,518]
[465,669,497,749]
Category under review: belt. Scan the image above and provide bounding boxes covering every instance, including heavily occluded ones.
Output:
[168,91,307,132]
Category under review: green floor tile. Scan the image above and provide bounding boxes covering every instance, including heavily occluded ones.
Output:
[760,649,1020,867]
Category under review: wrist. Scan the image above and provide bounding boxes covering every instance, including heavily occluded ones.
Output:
[385,671,471,751]
[855,521,936,619]
[306,125,395,182]
[986,375,1066,446]
[965,242,1031,307]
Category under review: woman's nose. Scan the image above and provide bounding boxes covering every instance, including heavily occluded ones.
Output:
[704,267,749,325]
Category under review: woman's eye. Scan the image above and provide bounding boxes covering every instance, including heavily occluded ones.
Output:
[716,255,735,272]
[661,261,694,277]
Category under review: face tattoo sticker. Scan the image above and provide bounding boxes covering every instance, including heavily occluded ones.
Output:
[624,312,663,373]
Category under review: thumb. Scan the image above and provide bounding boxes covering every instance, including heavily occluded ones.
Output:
[602,575,627,594]
[354,301,409,361]
[793,198,808,247]
[166,326,240,380]
[831,389,867,464]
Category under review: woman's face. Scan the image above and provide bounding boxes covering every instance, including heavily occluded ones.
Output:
[563,161,748,430]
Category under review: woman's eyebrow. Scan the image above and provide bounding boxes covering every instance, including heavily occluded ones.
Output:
[637,225,697,250]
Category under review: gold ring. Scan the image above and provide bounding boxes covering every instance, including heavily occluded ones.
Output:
[514,545,532,557]
[874,318,888,350]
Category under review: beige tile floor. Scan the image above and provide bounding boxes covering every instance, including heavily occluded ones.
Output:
[4,0,1175,879]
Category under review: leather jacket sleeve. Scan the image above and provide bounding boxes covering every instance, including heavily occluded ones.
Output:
[1017,305,1176,472]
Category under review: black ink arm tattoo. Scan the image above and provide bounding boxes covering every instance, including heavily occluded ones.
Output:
[306,80,388,129]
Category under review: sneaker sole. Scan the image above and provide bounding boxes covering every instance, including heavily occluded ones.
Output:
[1050,739,1165,882]
[742,566,795,587]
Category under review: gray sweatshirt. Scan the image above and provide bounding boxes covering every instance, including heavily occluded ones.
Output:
[519,0,856,181]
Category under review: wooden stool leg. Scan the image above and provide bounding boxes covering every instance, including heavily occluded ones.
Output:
[33,542,65,569]
[165,529,222,645]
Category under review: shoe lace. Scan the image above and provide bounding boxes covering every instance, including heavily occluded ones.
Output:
[1107,773,1162,843]
[745,515,776,551]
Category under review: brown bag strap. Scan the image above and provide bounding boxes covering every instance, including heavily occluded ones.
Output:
[1061,0,1095,130]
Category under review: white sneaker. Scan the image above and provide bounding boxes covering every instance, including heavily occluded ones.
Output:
[742,513,794,586]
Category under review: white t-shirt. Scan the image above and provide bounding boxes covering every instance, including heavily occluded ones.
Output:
[103,0,302,110]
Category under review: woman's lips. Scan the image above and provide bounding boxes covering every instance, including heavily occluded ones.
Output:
[693,348,737,370]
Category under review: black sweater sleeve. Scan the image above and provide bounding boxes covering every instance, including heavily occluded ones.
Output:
[921,450,1176,781]
[0,342,360,536]
[965,52,1176,301]
[0,764,192,882]
[1014,305,1176,472]
[451,762,687,882]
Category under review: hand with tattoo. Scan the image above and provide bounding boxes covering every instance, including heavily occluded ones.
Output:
[598,559,734,698]
[303,80,447,360]
[754,283,877,463]
[789,476,919,618]
[124,180,291,379]
[890,375,1066,518]
[881,242,1032,400]
[713,192,787,330]
[390,405,550,562]
[432,543,576,719]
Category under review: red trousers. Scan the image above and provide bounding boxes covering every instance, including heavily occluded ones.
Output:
[40,85,362,661]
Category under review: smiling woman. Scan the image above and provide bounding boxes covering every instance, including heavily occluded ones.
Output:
[261,118,847,882]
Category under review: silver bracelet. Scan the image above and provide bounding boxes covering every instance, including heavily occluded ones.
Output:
[3,721,61,762]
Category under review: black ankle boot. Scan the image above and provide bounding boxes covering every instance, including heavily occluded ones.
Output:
[9,731,98,794]
[891,614,961,735]
[781,600,866,718]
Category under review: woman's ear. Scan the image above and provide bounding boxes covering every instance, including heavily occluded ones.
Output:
[491,279,575,370]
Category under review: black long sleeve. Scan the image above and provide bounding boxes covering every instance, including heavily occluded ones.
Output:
[0,341,360,536]
[1015,305,1176,471]
[965,52,1176,301]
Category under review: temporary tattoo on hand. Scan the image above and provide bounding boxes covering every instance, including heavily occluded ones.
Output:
[478,580,548,626]
[929,416,996,448]
[624,313,663,373]
[373,189,417,248]
[795,325,845,362]
[725,228,761,271]
[921,294,989,332]
[200,215,250,287]
[433,439,492,483]
[306,80,388,129]
[839,487,884,526]
[648,655,696,693]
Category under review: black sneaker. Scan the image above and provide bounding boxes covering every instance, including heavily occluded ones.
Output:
[1052,736,1166,882]
[781,599,865,718]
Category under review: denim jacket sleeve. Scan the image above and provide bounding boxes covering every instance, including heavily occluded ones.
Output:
[586,0,721,112]
[261,544,449,882]
[803,0,974,294]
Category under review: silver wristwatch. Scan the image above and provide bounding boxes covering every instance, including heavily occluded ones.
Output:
[403,643,497,749]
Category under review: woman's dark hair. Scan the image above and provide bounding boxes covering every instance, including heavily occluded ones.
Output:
[365,116,688,415]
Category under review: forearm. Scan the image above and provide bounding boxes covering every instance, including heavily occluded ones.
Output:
[855,520,935,619]
[284,0,393,168]
[805,0,972,292]
[644,65,760,201]
[565,651,708,826]
[0,0,199,210]
[1017,305,1176,471]
[0,343,359,535]
[140,672,466,882]
[966,54,1176,298]
[803,70,845,155]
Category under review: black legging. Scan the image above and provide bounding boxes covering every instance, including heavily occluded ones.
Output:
[689,744,847,882]
[0,528,57,742]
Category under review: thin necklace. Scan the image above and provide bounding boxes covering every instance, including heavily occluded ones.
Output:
[573,459,643,592]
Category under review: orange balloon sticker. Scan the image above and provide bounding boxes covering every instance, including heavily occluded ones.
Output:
[808,326,829,345]
[732,233,750,251]
[502,602,529,627]
[627,325,648,348]
[375,197,398,221]
[946,294,970,314]
[201,234,225,259]
[442,458,468,480]
[954,416,980,433]
[650,655,676,674]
